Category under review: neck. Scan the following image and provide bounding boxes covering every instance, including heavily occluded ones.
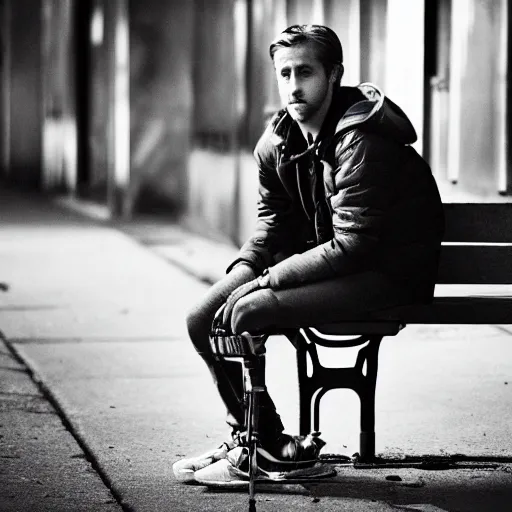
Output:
[297,87,334,142]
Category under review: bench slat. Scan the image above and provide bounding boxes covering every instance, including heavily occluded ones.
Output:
[444,203,512,242]
[309,287,512,332]
[433,283,512,296]
[308,322,403,336]
[380,298,512,324]
[437,245,512,284]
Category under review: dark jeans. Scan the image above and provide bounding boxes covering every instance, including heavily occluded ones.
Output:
[186,264,414,441]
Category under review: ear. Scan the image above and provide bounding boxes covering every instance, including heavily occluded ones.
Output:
[330,64,344,84]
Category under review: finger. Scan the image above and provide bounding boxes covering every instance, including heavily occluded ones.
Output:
[222,280,260,327]
[222,298,234,327]
[213,303,226,327]
[222,290,241,326]
[222,284,250,326]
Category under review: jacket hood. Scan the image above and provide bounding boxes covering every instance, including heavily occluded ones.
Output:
[336,83,417,145]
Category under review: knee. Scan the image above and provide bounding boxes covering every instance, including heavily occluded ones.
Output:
[231,288,279,334]
[186,303,212,354]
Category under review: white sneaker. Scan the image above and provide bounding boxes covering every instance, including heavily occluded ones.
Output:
[194,447,250,488]
[194,446,336,487]
[172,443,233,483]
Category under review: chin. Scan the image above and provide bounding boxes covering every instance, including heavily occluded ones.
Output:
[287,108,306,122]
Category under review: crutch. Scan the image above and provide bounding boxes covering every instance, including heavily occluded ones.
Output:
[242,335,266,511]
[210,305,267,511]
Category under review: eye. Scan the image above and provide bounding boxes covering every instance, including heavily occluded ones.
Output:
[280,70,290,80]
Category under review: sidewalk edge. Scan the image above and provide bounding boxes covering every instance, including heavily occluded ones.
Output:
[0,330,131,512]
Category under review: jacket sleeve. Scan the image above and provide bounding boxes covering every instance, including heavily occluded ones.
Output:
[226,124,295,275]
[267,130,399,289]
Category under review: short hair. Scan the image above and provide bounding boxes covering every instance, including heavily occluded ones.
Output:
[269,25,344,83]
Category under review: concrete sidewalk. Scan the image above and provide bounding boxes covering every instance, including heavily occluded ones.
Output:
[1,186,512,512]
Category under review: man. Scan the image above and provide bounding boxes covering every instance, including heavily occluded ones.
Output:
[174,25,444,484]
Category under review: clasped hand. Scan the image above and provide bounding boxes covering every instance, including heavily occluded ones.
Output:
[221,272,270,330]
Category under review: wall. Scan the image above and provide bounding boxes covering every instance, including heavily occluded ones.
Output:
[131,0,512,237]
[129,0,194,213]
[360,0,387,85]
[426,0,451,183]
[186,0,239,241]
[4,0,508,227]
[325,0,361,85]
[85,0,110,203]
[385,0,425,154]
[41,0,77,192]
[444,0,508,199]
[0,0,10,176]
[6,0,43,187]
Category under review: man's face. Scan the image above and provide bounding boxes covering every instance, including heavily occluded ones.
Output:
[273,43,333,124]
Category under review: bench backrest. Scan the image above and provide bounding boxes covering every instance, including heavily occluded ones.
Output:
[437,204,512,284]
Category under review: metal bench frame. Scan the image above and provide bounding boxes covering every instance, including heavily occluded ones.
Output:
[288,203,512,462]
[291,323,403,461]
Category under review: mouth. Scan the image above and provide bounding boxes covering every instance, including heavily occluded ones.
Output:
[289,100,306,105]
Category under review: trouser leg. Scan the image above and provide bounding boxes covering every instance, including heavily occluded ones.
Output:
[186,264,285,438]
[231,271,413,334]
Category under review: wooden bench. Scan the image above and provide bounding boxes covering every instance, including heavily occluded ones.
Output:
[292,203,512,462]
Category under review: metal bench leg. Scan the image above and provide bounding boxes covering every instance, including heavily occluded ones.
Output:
[295,329,384,462]
[312,387,328,434]
[357,337,382,462]
[296,333,313,435]
[295,330,324,436]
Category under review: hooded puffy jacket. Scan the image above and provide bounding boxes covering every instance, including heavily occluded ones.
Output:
[228,83,445,302]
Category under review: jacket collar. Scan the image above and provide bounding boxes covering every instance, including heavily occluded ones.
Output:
[268,85,366,152]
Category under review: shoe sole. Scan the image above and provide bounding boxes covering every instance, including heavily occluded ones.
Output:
[255,447,319,472]
[174,468,195,483]
[195,464,337,488]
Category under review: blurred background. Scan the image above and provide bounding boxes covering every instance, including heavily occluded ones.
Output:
[0,0,510,246]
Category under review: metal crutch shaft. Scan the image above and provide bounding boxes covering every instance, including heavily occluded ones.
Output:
[243,352,265,511]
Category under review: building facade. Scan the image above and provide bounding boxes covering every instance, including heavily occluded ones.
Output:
[0,0,510,244]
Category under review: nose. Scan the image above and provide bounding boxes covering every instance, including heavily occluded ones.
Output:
[289,72,302,97]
